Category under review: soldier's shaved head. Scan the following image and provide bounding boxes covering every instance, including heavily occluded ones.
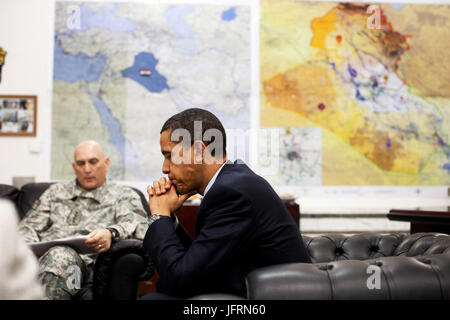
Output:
[74,140,105,160]
[72,140,110,190]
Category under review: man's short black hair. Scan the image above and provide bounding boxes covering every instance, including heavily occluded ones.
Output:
[161,108,227,156]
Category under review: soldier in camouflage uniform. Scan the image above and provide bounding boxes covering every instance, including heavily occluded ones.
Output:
[18,141,149,300]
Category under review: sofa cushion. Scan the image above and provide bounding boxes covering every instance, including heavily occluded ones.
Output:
[371,254,450,299]
[415,253,450,299]
[245,262,334,300]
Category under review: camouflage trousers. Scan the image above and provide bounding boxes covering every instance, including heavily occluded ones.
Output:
[38,246,94,300]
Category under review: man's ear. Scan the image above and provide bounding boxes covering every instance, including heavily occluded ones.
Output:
[193,140,205,164]
[72,162,76,173]
[104,157,110,170]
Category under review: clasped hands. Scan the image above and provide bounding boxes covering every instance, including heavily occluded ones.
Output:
[147,177,195,217]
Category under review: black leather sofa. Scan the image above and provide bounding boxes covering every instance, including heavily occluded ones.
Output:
[193,232,450,300]
[247,232,450,299]
[0,182,154,300]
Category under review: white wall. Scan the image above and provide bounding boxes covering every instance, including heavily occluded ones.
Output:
[0,0,54,184]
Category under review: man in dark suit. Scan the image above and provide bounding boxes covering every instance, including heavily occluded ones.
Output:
[143,108,311,299]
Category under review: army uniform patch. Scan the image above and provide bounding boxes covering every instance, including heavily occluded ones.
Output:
[67,209,81,225]
[32,200,40,210]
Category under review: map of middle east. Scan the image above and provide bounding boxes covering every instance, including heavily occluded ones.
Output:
[260,1,450,186]
[52,1,450,187]
[52,2,250,181]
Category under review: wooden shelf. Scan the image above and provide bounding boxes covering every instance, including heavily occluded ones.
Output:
[387,209,450,234]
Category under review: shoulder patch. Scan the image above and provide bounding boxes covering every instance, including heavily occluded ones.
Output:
[32,200,40,210]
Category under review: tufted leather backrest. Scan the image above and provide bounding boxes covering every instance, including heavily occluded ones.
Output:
[303,232,450,263]
[246,232,450,299]
[392,232,450,256]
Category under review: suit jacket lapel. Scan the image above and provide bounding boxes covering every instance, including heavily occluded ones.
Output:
[194,161,235,236]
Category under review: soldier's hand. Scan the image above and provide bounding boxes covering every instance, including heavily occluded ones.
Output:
[85,229,112,253]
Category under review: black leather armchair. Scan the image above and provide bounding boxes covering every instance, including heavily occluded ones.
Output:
[0,182,154,300]
[245,232,450,300]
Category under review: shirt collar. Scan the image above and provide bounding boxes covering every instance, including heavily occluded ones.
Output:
[71,179,109,203]
[203,160,230,196]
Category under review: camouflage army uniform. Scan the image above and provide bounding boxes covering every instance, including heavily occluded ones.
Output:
[18,180,149,300]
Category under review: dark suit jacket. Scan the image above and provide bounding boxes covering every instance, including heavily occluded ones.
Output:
[143,161,311,298]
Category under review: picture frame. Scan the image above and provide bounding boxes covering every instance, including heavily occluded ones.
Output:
[0,95,37,136]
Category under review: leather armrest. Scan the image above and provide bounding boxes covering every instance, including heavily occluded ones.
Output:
[93,239,155,299]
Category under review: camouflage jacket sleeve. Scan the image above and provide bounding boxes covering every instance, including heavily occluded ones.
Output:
[17,188,53,243]
[107,189,149,241]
